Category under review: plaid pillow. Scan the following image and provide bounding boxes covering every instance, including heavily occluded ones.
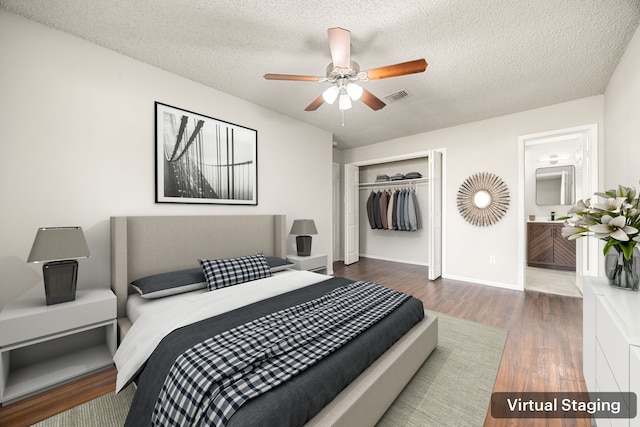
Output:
[199,253,272,290]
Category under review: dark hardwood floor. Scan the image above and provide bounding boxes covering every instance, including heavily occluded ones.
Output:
[0,257,588,427]
[0,366,116,427]
[334,258,589,427]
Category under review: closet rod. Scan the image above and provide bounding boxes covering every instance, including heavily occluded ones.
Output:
[359,178,429,189]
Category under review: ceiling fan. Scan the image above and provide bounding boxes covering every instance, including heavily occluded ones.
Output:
[263,27,428,112]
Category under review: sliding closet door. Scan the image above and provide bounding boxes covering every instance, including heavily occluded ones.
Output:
[428,151,442,280]
[344,164,359,265]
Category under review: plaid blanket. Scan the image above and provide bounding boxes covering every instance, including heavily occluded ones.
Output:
[151,281,410,427]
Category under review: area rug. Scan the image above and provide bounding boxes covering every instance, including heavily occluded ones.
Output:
[376,311,507,427]
[34,312,507,427]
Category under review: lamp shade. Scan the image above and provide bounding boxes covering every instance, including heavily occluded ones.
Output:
[290,219,317,236]
[322,86,339,104]
[28,227,90,263]
[338,93,352,110]
[346,82,363,100]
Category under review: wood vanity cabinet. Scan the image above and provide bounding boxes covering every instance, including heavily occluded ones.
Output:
[527,222,576,270]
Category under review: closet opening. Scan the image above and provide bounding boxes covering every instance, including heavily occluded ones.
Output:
[343,150,443,280]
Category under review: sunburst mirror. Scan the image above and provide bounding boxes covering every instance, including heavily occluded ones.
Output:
[457,172,510,226]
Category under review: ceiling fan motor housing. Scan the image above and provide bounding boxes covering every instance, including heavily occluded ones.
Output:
[326,61,364,82]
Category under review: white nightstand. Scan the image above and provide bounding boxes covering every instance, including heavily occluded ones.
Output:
[287,254,328,274]
[0,287,117,405]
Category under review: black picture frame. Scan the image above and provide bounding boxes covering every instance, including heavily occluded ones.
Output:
[155,102,258,205]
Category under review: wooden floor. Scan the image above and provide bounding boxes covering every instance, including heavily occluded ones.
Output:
[0,257,589,427]
[334,258,589,427]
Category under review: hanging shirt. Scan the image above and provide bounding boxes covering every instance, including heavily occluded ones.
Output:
[366,191,376,229]
[404,189,411,231]
[379,191,389,229]
[373,191,383,229]
[391,190,398,230]
[387,191,394,229]
[397,190,406,231]
[411,189,423,230]
[408,189,418,231]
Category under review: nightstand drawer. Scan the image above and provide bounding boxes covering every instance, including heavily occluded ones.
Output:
[0,288,116,347]
[287,254,327,273]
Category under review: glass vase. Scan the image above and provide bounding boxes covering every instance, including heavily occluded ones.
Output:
[604,247,640,291]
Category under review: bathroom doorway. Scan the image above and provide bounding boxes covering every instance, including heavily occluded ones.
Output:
[518,125,599,296]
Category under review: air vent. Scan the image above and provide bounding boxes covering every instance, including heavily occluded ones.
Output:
[383,89,411,103]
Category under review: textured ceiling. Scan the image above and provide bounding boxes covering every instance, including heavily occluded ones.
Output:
[2,1,639,149]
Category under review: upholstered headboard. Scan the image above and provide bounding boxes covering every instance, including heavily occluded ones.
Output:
[110,215,287,323]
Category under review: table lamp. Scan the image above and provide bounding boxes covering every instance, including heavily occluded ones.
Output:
[27,226,90,305]
[290,219,317,257]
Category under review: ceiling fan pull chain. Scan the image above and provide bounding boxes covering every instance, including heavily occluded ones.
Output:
[341,110,345,127]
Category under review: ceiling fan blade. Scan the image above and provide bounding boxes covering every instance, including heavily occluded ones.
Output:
[263,73,322,82]
[327,27,351,69]
[360,88,386,111]
[364,59,428,80]
[305,95,325,111]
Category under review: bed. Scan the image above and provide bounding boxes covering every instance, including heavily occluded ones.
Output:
[110,214,438,426]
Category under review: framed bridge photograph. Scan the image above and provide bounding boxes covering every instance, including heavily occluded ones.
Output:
[155,102,258,205]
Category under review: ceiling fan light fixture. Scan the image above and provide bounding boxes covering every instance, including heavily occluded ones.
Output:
[346,82,363,100]
[322,85,339,104]
[339,93,352,110]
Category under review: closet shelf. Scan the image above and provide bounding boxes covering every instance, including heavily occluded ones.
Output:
[359,178,429,188]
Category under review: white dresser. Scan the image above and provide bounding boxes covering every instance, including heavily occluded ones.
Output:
[583,276,640,426]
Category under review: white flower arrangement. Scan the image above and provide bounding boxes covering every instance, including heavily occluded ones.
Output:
[560,184,640,260]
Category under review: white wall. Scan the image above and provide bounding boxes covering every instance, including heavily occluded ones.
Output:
[0,11,333,308]
[341,96,604,289]
[604,25,640,188]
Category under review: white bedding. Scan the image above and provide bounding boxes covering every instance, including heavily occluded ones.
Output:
[126,288,208,323]
[113,269,329,392]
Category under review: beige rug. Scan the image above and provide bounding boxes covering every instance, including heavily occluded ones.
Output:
[35,312,507,427]
[376,312,507,427]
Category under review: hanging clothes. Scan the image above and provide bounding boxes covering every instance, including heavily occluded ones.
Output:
[407,190,418,231]
[388,190,393,229]
[398,190,407,231]
[366,191,376,229]
[411,189,423,230]
[403,189,411,231]
[379,190,389,229]
[391,189,399,230]
[365,187,422,231]
[373,191,383,229]
[396,188,422,232]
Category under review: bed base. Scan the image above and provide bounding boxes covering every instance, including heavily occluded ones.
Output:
[306,312,437,426]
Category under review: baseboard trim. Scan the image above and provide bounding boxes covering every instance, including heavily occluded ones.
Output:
[358,254,429,267]
[443,274,523,291]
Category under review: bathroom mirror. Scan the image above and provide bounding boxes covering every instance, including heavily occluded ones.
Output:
[535,165,575,206]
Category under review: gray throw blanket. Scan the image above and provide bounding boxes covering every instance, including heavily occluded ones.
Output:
[151,281,410,427]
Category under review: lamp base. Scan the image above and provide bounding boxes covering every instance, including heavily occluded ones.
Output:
[42,260,78,305]
[296,235,312,257]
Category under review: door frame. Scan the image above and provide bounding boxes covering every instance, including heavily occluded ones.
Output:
[517,124,599,291]
[332,163,341,262]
